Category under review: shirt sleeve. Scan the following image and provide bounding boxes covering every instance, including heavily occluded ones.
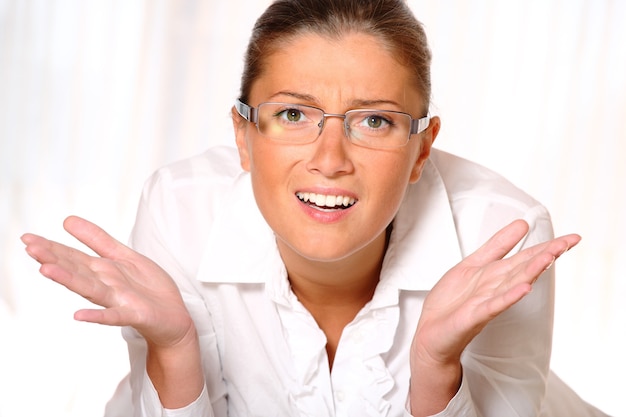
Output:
[122,365,213,417]
[404,372,478,417]
[454,203,556,416]
[162,386,211,417]
[405,203,555,416]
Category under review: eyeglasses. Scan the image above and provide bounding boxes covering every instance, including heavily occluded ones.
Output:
[235,100,430,149]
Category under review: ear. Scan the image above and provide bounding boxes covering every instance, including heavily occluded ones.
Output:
[409,116,440,183]
[231,106,251,172]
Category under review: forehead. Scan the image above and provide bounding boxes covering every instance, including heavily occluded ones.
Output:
[249,32,423,110]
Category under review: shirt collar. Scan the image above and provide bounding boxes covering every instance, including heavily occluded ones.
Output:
[196,171,286,285]
[196,154,462,293]
[379,157,462,292]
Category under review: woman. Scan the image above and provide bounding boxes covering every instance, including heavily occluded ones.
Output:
[21,0,608,416]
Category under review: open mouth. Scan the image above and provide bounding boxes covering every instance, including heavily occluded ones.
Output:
[296,192,357,211]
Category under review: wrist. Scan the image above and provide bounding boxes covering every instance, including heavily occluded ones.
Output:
[146,326,204,408]
[410,322,463,368]
[409,359,462,417]
[409,333,463,417]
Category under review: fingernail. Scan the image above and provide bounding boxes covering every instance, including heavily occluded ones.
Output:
[558,246,569,257]
[545,256,556,270]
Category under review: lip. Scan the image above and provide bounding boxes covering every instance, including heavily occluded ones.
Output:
[295,187,358,223]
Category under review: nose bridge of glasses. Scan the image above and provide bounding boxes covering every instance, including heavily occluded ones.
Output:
[319,112,350,137]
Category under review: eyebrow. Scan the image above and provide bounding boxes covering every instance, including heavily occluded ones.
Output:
[268,90,402,109]
[351,98,401,108]
[269,91,318,103]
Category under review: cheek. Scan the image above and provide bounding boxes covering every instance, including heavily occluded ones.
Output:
[366,153,417,212]
[248,140,292,177]
[246,140,302,204]
[378,149,420,188]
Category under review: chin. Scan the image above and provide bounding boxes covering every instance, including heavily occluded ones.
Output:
[294,245,357,263]
[278,233,378,265]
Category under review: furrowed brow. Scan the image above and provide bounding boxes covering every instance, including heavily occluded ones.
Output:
[350,99,401,109]
[269,91,318,103]
[267,91,401,110]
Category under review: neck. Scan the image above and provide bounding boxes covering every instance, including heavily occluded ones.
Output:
[278,227,390,369]
[290,263,380,313]
[279,227,390,308]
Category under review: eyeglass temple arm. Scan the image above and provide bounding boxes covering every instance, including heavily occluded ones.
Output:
[235,99,258,123]
[410,116,431,135]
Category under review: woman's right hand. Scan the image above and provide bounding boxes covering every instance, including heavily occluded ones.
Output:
[22,215,205,408]
[21,215,195,349]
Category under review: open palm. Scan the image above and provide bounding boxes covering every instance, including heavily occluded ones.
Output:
[22,215,195,349]
[412,219,580,366]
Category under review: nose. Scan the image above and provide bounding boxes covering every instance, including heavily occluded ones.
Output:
[306,115,355,177]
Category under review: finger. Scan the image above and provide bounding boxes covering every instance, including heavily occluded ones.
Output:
[63,215,132,260]
[22,233,59,264]
[38,261,114,308]
[23,233,116,306]
[463,220,530,265]
[465,218,581,269]
[486,234,578,315]
[497,233,581,279]
[518,233,580,262]
[74,306,129,326]
[490,234,581,301]
[481,282,533,321]
[22,233,95,270]
[519,235,579,281]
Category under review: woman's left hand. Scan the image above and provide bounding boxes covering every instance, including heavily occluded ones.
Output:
[408,219,580,417]
[412,219,580,366]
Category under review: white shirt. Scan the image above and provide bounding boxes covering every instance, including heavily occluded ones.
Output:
[117,146,559,417]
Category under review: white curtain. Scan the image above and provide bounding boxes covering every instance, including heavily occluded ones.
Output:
[1,1,623,416]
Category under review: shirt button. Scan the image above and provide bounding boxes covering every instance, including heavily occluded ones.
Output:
[335,390,345,402]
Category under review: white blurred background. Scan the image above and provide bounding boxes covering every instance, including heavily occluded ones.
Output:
[1,1,624,416]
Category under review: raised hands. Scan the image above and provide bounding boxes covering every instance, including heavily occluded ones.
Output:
[21,215,194,349]
[409,219,581,417]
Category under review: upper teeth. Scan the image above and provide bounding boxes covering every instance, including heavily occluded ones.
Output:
[296,192,356,208]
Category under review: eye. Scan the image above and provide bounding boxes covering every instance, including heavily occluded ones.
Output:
[276,108,306,123]
[354,113,393,130]
[366,115,386,129]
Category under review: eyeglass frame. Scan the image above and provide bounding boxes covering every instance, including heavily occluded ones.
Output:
[234,99,430,148]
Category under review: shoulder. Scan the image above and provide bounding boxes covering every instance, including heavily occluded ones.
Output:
[426,149,554,253]
[140,143,247,221]
[130,146,249,273]
[428,148,542,211]
[145,146,243,192]
[139,146,245,220]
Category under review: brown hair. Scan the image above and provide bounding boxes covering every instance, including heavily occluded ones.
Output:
[238,0,432,113]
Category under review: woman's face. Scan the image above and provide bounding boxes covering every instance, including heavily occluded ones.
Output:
[233,32,440,264]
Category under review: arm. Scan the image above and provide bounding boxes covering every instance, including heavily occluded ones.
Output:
[408,219,579,417]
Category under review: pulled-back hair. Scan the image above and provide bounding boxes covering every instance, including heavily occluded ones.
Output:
[239,0,432,113]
